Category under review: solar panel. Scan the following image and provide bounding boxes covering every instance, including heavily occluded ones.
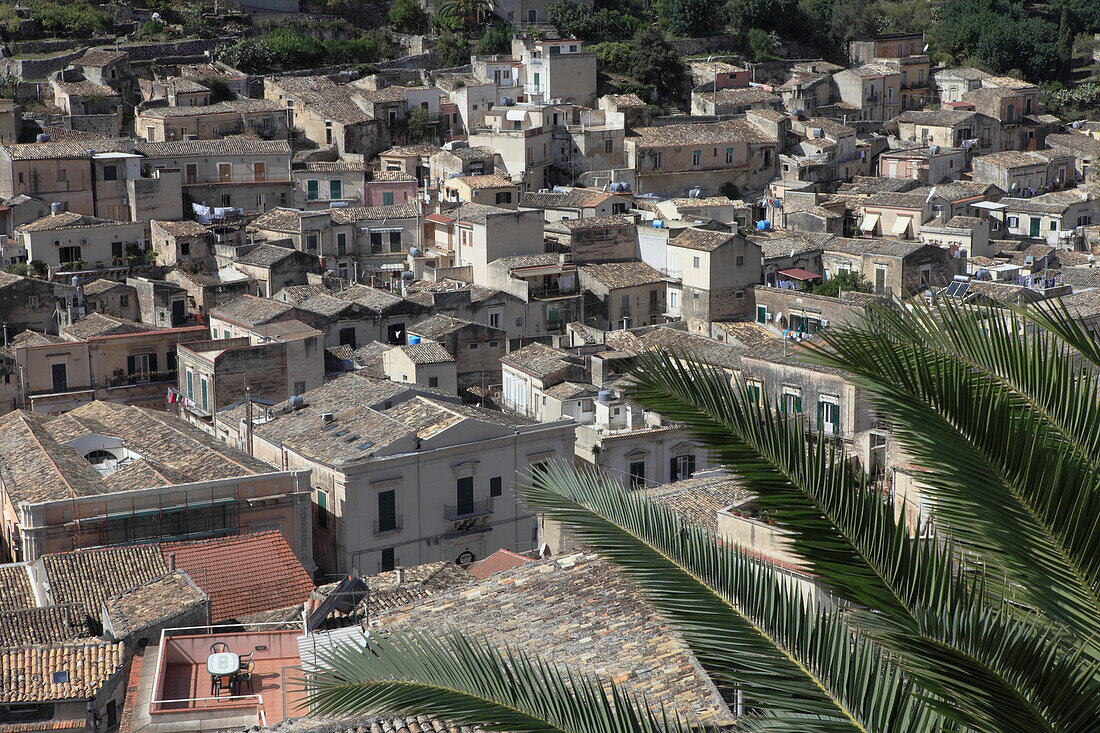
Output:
[956,282,970,297]
[944,282,960,297]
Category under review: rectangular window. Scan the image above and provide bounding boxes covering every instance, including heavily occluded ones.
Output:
[339,327,356,348]
[377,489,397,532]
[783,390,802,415]
[306,234,318,251]
[380,547,395,572]
[628,461,646,490]
[102,165,117,181]
[218,163,231,182]
[746,379,762,406]
[495,191,512,204]
[389,231,402,253]
[456,476,474,516]
[186,369,193,400]
[428,376,439,388]
[756,305,767,324]
[818,398,840,435]
[253,162,266,182]
[490,476,502,497]
[200,377,209,411]
[382,190,394,205]
[725,148,734,163]
[653,152,663,170]
[605,139,613,154]
[337,232,347,256]
[51,363,67,392]
[371,231,383,253]
[307,180,319,200]
[330,179,342,199]
[692,150,701,167]
[670,454,695,482]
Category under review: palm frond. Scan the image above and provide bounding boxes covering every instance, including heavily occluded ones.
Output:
[306,628,689,733]
[521,462,942,733]
[622,350,953,626]
[809,297,1100,645]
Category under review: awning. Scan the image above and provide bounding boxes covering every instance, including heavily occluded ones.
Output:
[778,267,820,281]
[860,212,880,232]
[892,216,913,236]
[506,109,527,121]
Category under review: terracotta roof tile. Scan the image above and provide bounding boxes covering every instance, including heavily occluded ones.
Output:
[160,530,314,623]
[43,545,168,622]
[0,640,125,704]
[668,228,736,252]
[0,605,91,647]
[466,548,533,578]
[103,571,207,639]
[0,565,35,614]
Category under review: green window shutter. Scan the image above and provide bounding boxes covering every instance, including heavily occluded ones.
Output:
[794,395,802,413]
[330,179,342,199]
[382,191,393,205]
[389,231,402,252]
[186,371,193,399]
[200,378,208,410]
[756,305,766,324]
[832,403,840,432]
[126,355,136,375]
[307,180,319,200]
[148,353,157,373]
[317,490,327,511]
[817,401,824,431]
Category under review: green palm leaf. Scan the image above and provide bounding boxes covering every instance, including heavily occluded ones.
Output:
[306,628,690,733]
[809,298,1100,646]
[520,461,940,733]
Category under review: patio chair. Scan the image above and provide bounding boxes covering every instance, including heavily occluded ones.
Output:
[210,642,230,654]
[236,660,255,693]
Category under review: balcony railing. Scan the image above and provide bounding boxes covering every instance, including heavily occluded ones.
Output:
[108,370,178,388]
[373,516,403,535]
[530,286,579,300]
[443,499,493,522]
[184,173,291,186]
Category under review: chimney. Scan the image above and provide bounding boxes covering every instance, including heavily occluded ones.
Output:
[167,553,176,572]
[395,567,405,584]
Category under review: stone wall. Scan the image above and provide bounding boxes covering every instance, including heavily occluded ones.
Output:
[669,34,741,57]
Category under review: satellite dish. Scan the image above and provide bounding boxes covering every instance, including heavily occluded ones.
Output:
[152,11,161,19]
[922,44,929,53]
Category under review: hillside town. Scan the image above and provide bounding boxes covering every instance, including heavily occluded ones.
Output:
[0,0,1098,730]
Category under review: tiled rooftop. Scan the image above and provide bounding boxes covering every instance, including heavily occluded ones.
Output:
[668,228,736,252]
[642,473,750,532]
[825,237,927,257]
[103,571,207,639]
[466,548,533,579]
[235,242,300,267]
[2,139,133,160]
[139,98,284,118]
[408,314,482,340]
[629,119,775,147]
[449,174,512,189]
[151,219,209,237]
[162,530,313,623]
[134,138,292,158]
[579,259,667,289]
[1,640,124,704]
[399,341,455,364]
[0,605,91,647]
[17,211,125,233]
[711,87,781,106]
[44,544,168,622]
[210,294,296,326]
[62,312,156,341]
[371,553,734,727]
[502,342,579,377]
[0,564,36,610]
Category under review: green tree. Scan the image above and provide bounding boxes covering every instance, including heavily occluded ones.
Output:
[435,31,471,68]
[662,0,717,38]
[727,0,797,33]
[746,28,779,62]
[436,0,493,34]
[811,270,872,297]
[628,27,684,102]
[406,106,432,143]
[474,23,513,55]
[307,296,1100,731]
[828,0,882,44]
[389,0,428,33]
[1058,6,1073,75]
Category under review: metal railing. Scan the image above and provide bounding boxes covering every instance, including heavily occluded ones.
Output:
[530,286,579,300]
[443,499,493,521]
[373,516,403,535]
[184,173,291,185]
[152,694,267,727]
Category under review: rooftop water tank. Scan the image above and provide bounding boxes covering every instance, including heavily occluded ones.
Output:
[51,201,64,215]
[597,390,612,403]
[409,334,422,345]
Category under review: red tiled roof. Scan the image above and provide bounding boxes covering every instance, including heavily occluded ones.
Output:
[467,548,533,579]
[425,212,454,224]
[778,267,821,281]
[159,531,314,623]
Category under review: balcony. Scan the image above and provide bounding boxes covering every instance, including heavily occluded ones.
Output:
[443,500,493,530]
[184,173,291,186]
[138,626,308,731]
[108,370,178,388]
[373,516,403,535]
[530,286,580,301]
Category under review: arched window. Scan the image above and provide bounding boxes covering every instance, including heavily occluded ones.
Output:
[85,449,116,465]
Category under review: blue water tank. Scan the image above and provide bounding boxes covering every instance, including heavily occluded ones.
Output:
[409,334,421,345]
[756,220,771,230]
